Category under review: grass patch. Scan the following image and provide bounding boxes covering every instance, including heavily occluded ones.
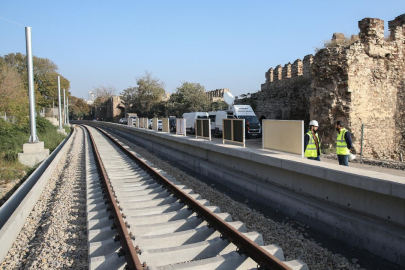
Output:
[0,116,68,181]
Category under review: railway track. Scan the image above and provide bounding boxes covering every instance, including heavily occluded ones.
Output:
[84,125,308,270]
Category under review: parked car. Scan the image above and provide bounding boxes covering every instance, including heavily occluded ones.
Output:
[119,118,127,124]
[158,120,162,130]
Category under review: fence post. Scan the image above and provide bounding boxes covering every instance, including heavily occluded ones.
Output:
[361,124,364,162]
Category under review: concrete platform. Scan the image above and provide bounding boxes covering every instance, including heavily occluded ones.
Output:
[77,121,405,267]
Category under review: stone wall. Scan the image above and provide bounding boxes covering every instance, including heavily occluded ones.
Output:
[312,14,405,159]
[246,54,314,127]
[95,96,125,122]
[206,88,230,102]
[241,13,405,160]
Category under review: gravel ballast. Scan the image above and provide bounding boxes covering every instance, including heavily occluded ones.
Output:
[1,127,87,269]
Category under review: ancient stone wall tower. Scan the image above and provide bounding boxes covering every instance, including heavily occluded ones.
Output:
[248,54,314,127]
[311,14,405,159]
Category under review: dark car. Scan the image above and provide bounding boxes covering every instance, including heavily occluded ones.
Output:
[169,118,176,132]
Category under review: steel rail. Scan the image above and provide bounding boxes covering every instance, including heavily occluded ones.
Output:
[94,126,291,270]
[84,126,144,270]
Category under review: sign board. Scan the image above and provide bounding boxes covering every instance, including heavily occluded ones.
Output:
[176,118,186,136]
[144,118,149,129]
[162,118,170,133]
[152,118,159,131]
[222,119,245,147]
[195,119,211,140]
[262,119,304,157]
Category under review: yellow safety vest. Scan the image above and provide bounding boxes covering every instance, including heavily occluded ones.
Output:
[336,128,350,155]
[305,131,320,158]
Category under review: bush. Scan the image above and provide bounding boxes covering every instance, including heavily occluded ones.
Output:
[4,150,18,162]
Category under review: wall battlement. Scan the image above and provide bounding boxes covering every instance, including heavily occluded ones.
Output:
[206,88,230,102]
[264,54,313,86]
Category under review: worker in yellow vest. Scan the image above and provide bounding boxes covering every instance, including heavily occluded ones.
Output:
[304,120,321,161]
[335,121,354,166]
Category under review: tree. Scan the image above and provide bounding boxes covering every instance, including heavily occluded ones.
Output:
[121,72,165,117]
[68,96,90,120]
[210,100,229,111]
[0,53,70,108]
[0,65,29,123]
[237,93,257,110]
[168,82,210,117]
[93,85,117,107]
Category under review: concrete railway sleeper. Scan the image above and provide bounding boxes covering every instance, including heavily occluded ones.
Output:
[84,124,309,270]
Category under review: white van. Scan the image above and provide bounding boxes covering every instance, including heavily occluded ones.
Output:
[209,110,233,137]
[209,105,261,138]
[182,112,209,134]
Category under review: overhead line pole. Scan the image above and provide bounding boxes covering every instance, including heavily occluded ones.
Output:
[25,27,39,143]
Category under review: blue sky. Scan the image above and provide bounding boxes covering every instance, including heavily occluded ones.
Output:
[1,1,404,100]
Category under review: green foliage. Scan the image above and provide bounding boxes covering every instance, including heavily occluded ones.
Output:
[210,101,229,111]
[121,72,166,117]
[168,82,210,117]
[0,53,70,108]
[236,93,257,111]
[0,65,29,123]
[4,150,18,162]
[69,96,90,120]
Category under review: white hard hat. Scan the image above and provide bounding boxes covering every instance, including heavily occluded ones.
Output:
[309,120,319,127]
[349,153,356,161]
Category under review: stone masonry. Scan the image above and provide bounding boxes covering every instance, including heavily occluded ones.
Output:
[243,14,405,160]
[206,88,230,102]
[249,55,314,128]
[95,96,125,122]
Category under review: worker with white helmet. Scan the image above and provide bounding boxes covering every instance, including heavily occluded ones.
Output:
[304,120,321,161]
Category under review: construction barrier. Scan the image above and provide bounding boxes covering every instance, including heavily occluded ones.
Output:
[262,119,304,157]
[143,118,149,129]
[128,117,134,127]
[152,118,159,131]
[195,119,211,140]
[176,118,186,136]
[139,118,144,128]
[135,117,140,128]
[162,118,170,133]
[222,119,245,147]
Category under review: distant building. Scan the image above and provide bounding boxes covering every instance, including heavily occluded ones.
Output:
[162,92,171,101]
[87,91,95,105]
[206,88,230,102]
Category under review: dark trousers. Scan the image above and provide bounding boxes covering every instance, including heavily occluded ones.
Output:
[307,156,320,161]
[338,155,349,166]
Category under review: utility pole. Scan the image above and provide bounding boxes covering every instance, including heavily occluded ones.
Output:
[58,76,63,130]
[18,27,49,166]
[63,89,66,125]
[25,27,39,143]
[67,97,70,124]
